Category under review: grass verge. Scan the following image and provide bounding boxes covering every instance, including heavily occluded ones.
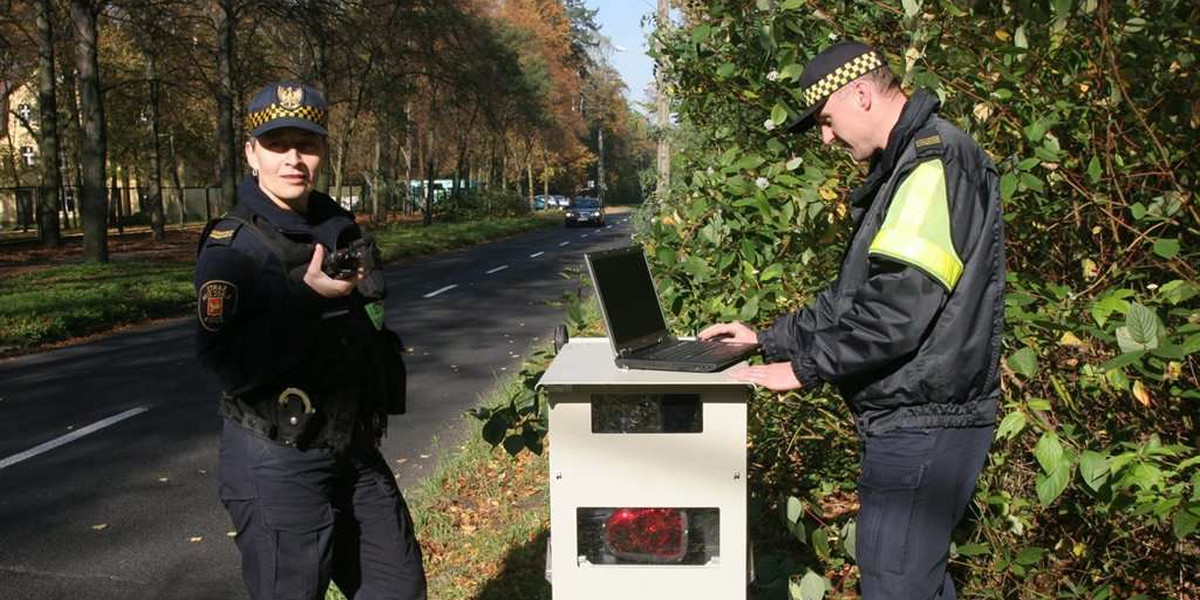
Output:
[374,214,559,262]
[325,371,552,600]
[0,215,558,354]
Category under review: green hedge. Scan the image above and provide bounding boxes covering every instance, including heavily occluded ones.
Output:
[641,0,1197,597]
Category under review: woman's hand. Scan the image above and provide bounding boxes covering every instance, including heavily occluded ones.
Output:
[303,244,358,298]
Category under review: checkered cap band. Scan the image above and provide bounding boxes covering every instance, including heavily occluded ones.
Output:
[801,51,884,107]
[244,104,327,132]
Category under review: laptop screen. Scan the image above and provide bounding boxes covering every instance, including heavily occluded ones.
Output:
[587,246,667,351]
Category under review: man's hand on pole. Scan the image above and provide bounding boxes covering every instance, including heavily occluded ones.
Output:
[727,362,803,391]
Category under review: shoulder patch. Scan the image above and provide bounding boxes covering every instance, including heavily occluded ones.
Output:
[913,126,944,159]
[204,222,242,247]
[198,280,239,332]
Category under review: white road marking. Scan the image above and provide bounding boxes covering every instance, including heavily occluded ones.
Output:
[423,284,458,298]
[605,225,612,229]
[559,241,570,247]
[486,265,509,275]
[529,251,545,258]
[0,407,150,470]
[581,234,589,238]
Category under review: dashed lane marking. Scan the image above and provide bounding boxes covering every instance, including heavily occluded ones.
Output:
[423,285,458,298]
[486,265,509,275]
[529,251,545,258]
[0,406,150,471]
[559,241,570,247]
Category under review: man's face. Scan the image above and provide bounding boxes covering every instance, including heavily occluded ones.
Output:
[245,127,325,205]
[816,82,878,162]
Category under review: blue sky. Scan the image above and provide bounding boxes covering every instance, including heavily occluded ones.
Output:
[585,0,659,111]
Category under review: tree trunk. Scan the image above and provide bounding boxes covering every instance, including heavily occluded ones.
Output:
[145,52,165,241]
[71,0,107,262]
[59,55,84,230]
[215,0,237,211]
[404,101,413,215]
[656,0,671,203]
[168,129,185,227]
[597,127,605,202]
[37,0,62,246]
[423,121,435,226]
[372,123,390,222]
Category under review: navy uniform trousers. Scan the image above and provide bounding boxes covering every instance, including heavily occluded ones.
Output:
[855,426,993,600]
[219,420,427,600]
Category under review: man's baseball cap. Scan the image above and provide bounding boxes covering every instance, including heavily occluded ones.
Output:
[244,81,329,137]
[785,40,887,133]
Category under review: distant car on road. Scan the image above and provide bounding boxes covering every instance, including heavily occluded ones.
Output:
[565,197,605,227]
[552,195,570,208]
[533,195,552,210]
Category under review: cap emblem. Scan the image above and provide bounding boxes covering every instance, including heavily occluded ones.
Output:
[276,85,303,110]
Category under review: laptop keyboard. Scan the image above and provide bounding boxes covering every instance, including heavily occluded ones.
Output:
[639,340,750,361]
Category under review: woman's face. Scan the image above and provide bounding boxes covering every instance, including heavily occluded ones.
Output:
[244,127,325,207]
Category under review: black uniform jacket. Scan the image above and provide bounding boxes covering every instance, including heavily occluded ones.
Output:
[194,177,402,450]
[759,89,1005,435]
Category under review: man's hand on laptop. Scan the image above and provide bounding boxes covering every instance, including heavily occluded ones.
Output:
[727,362,802,391]
[698,322,758,345]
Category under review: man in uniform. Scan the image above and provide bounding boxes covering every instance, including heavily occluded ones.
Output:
[700,41,1005,599]
[195,81,426,600]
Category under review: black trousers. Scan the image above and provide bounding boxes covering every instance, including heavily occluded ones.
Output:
[219,420,427,600]
[856,426,993,600]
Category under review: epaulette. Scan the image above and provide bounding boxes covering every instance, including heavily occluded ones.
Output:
[913,125,944,159]
[197,218,243,256]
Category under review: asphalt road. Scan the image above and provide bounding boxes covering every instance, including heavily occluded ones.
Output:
[0,214,635,600]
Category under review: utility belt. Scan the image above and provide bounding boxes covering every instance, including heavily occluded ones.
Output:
[218,385,380,453]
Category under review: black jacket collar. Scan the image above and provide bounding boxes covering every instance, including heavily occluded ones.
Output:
[236,177,354,247]
[848,88,941,211]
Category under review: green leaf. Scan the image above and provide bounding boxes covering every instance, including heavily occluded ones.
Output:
[1172,503,1200,540]
[1087,155,1103,183]
[992,88,1013,100]
[692,24,712,43]
[1125,303,1160,349]
[780,63,804,81]
[1036,464,1073,506]
[786,496,804,524]
[789,570,827,600]
[1125,17,1146,33]
[1034,432,1065,474]
[1159,280,1199,305]
[1130,202,1147,220]
[955,542,991,556]
[1000,172,1018,201]
[717,62,736,78]
[1015,546,1045,565]
[1019,172,1045,193]
[761,263,784,281]
[842,520,857,560]
[771,103,789,127]
[1153,238,1180,259]
[996,410,1027,441]
[1079,450,1110,492]
[812,528,830,559]
[1099,350,1145,371]
[901,0,921,17]
[1026,398,1052,412]
[1024,119,1051,143]
[1008,346,1039,378]
[502,434,525,457]
[738,295,760,321]
[482,415,508,446]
